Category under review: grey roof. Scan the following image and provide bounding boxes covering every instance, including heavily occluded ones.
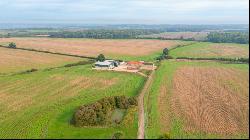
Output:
[95,61,113,66]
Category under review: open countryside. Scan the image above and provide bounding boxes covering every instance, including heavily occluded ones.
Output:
[145,61,249,139]
[0,35,248,139]
[0,0,249,139]
[0,38,185,61]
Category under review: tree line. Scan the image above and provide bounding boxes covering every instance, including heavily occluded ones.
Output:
[49,29,163,39]
[207,32,249,44]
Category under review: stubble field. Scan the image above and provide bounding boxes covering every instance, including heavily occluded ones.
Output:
[145,61,249,139]
[0,47,82,73]
[0,38,185,60]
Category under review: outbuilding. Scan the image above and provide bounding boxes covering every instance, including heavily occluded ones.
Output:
[94,60,120,69]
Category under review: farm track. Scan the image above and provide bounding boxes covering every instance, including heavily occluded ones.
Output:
[137,70,155,139]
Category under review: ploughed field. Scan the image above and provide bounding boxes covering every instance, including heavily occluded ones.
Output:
[0,47,82,73]
[169,42,249,59]
[0,38,184,60]
[0,64,145,139]
[145,61,249,139]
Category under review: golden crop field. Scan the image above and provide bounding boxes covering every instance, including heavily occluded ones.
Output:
[0,47,82,73]
[170,66,249,136]
[146,61,249,139]
[0,38,183,57]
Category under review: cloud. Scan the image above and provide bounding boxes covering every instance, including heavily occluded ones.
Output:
[0,0,249,24]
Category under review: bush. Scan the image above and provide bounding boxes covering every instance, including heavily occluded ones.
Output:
[156,54,167,61]
[8,42,16,48]
[112,132,123,139]
[19,68,38,74]
[159,133,171,139]
[64,61,93,67]
[73,96,138,127]
[165,55,174,59]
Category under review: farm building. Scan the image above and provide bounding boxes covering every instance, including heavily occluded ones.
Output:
[127,61,144,70]
[94,60,120,69]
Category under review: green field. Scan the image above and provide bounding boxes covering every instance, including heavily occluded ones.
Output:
[169,42,249,58]
[145,60,249,139]
[0,64,145,139]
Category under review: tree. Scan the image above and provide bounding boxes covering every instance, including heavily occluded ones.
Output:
[96,54,105,62]
[163,48,169,55]
[8,42,16,49]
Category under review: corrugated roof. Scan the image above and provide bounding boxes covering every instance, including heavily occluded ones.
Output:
[95,61,113,66]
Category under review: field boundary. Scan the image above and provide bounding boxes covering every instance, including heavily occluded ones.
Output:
[175,57,249,64]
[168,42,196,51]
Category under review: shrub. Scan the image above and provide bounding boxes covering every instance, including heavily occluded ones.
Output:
[159,133,171,139]
[115,96,129,109]
[128,97,138,106]
[64,61,92,67]
[8,42,16,49]
[165,55,174,59]
[112,132,123,139]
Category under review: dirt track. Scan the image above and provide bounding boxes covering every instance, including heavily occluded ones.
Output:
[137,70,155,139]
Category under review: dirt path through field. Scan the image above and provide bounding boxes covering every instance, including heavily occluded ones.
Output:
[137,70,155,139]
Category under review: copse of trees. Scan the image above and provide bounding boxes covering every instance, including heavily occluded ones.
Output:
[73,96,137,127]
[207,32,249,44]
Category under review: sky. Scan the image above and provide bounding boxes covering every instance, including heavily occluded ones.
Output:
[0,0,249,24]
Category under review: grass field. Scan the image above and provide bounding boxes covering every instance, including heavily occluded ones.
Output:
[169,42,249,59]
[0,38,186,61]
[0,47,83,73]
[0,64,146,139]
[145,60,249,139]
